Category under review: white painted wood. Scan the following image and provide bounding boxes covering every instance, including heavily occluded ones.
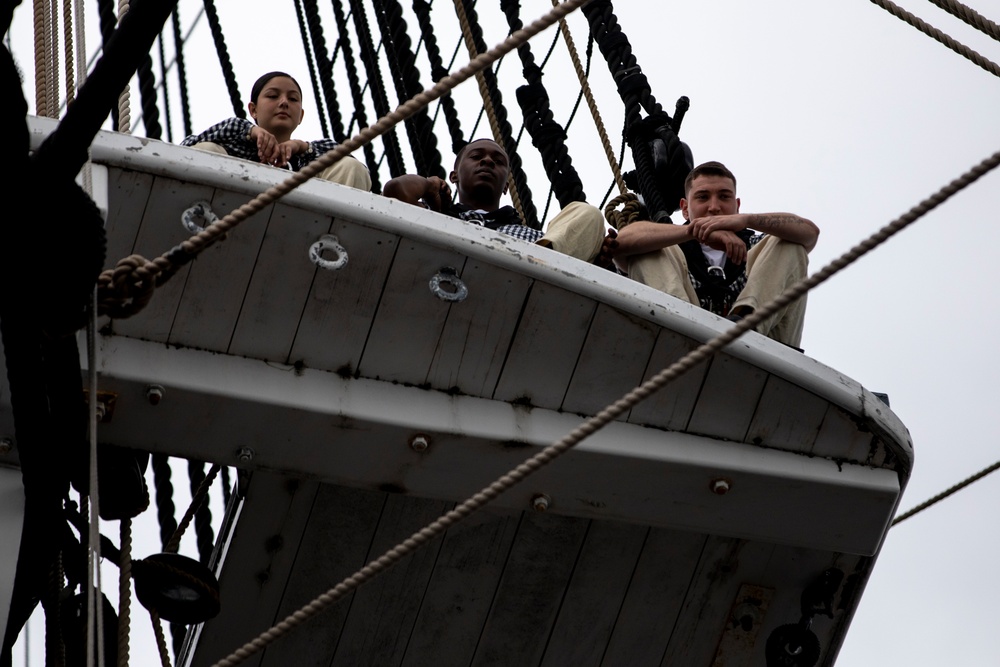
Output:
[687,353,769,442]
[168,189,272,351]
[626,329,709,431]
[425,259,532,396]
[110,176,215,342]
[357,240,468,383]
[747,374,830,453]
[227,204,332,361]
[288,219,398,372]
[492,281,597,408]
[562,304,659,419]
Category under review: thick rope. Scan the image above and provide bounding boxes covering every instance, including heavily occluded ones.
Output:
[201,0,243,119]
[117,518,132,667]
[927,0,1000,42]
[551,0,626,196]
[188,461,217,565]
[164,463,220,555]
[47,0,58,115]
[115,0,131,133]
[892,458,1000,526]
[170,8,193,137]
[330,0,382,188]
[61,0,74,105]
[151,610,172,667]
[452,0,532,227]
[33,0,48,116]
[412,0,467,155]
[871,0,1000,79]
[98,0,586,319]
[208,142,1000,667]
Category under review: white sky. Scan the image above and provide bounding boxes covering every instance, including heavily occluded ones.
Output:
[6,0,1000,665]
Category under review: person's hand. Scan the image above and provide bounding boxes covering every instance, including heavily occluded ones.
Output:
[420,176,451,212]
[702,229,747,265]
[594,227,619,272]
[273,140,307,168]
[689,214,746,242]
[250,126,283,166]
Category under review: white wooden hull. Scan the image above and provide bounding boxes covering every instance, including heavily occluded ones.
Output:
[0,116,913,665]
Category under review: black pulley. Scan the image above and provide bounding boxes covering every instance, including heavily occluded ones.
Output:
[765,623,821,667]
[132,552,221,624]
[60,591,119,667]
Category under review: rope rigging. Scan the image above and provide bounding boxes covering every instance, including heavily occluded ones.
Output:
[454,0,539,229]
[169,8,192,137]
[926,0,1000,43]
[299,0,347,142]
[372,0,446,178]
[330,0,382,191]
[201,0,243,119]
[411,0,467,156]
[293,0,332,141]
[348,0,408,177]
[500,0,586,212]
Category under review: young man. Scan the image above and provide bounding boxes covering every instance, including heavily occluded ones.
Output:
[614,161,819,348]
[382,138,607,262]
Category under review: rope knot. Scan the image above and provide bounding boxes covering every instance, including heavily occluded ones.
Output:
[97,254,158,319]
[604,192,642,231]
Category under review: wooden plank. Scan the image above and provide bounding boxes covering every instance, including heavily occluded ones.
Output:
[686,353,768,442]
[425,260,532,397]
[400,508,521,667]
[746,375,829,454]
[357,241,468,384]
[492,282,597,409]
[227,204,332,362]
[561,305,658,419]
[188,472,319,667]
[539,521,648,667]
[112,177,215,342]
[600,528,707,666]
[658,537,776,667]
[259,484,387,667]
[627,329,709,431]
[811,404,875,462]
[103,167,153,272]
[470,512,589,666]
[168,189,272,351]
[330,494,452,667]
[288,220,398,373]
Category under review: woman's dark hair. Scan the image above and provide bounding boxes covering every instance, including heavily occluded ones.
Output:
[249,71,302,104]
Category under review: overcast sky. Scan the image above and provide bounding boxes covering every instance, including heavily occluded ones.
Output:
[6,0,1000,665]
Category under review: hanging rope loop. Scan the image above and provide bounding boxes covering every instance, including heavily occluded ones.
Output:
[603,191,642,231]
[96,254,157,318]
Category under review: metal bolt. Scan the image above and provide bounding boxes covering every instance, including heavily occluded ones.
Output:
[237,447,255,464]
[531,494,551,512]
[95,404,107,422]
[711,478,731,495]
[410,434,429,452]
[145,384,165,406]
[0,438,13,455]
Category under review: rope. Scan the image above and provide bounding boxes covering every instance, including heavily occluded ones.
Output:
[502,0,586,211]
[115,0,131,133]
[453,0,539,229]
[188,461,217,565]
[299,0,344,141]
[927,0,1000,43]
[136,51,162,139]
[892,458,1000,526]
[551,0,626,196]
[373,0,446,178]
[170,8,193,137]
[330,0,382,189]
[151,610,173,667]
[164,463,220,554]
[202,0,243,119]
[117,518,132,667]
[98,0,585,320]
[208,141,1000,667]
[48,0,58,115]
[348,0,407,176]
[870,0,1000,79]
[33,0,48,115]
[412,0,467,155]
[61,0,74,105]
[157,31,173,142]
[603,191,642,230]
